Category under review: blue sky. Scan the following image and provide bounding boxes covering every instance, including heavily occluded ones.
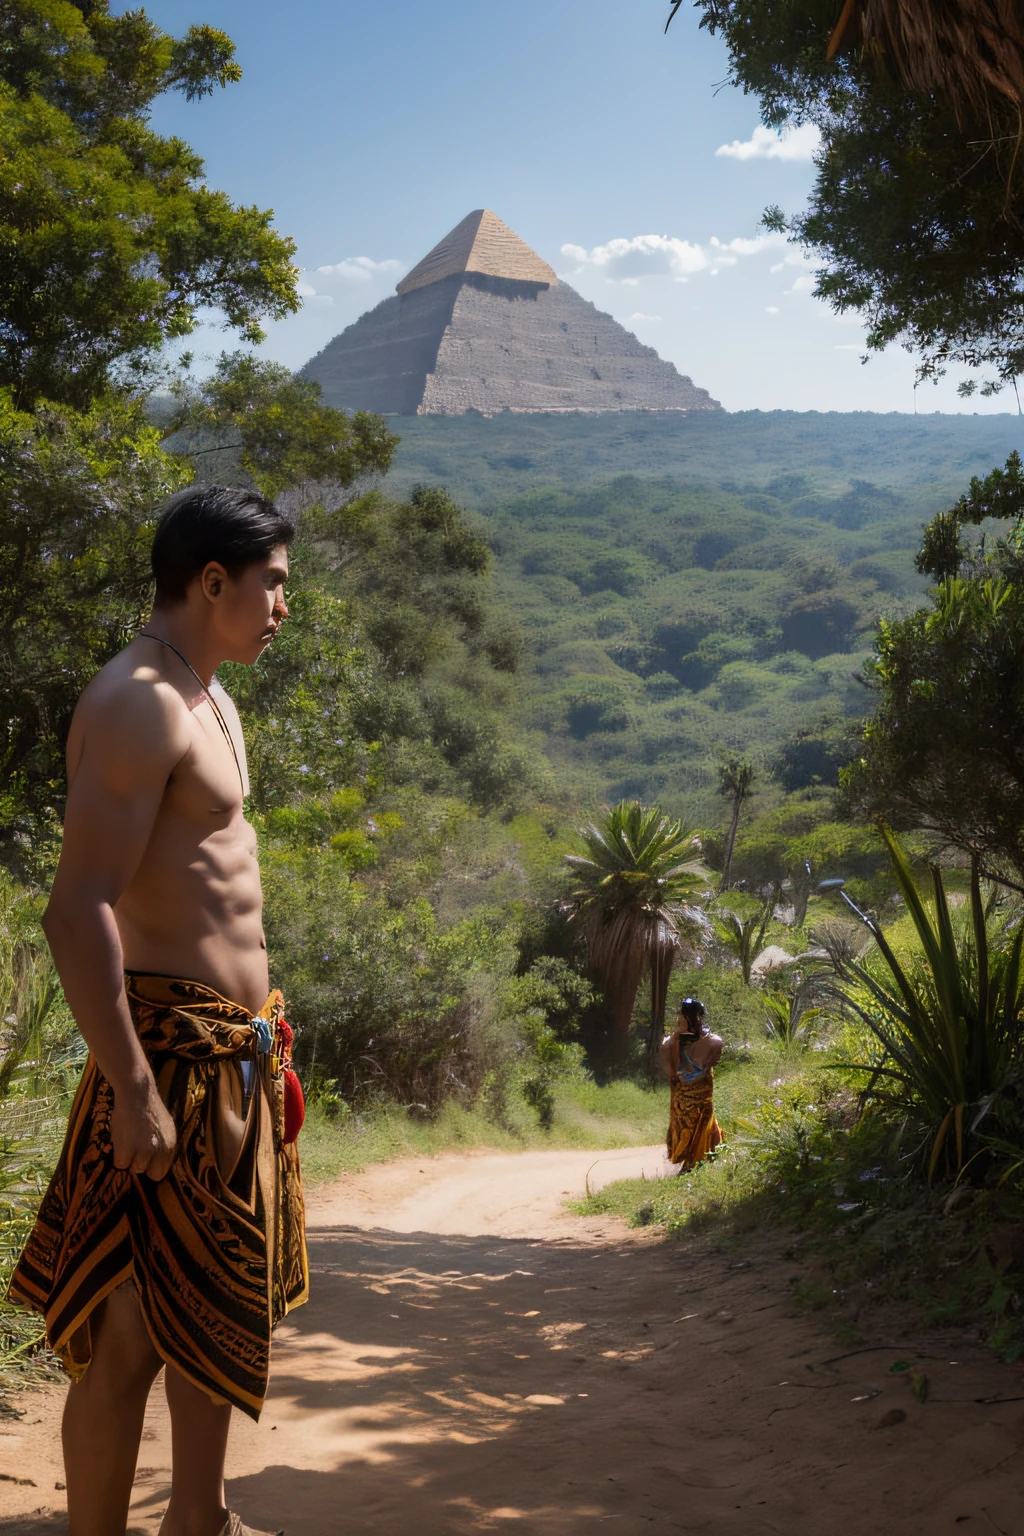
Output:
[145,0,1011,414]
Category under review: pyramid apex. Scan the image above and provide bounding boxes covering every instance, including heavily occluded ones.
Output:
[396,209,556,296]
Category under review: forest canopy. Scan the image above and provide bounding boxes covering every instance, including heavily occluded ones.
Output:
[0,0,299,408]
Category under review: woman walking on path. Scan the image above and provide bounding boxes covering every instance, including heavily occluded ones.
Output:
[661,997,723,1171]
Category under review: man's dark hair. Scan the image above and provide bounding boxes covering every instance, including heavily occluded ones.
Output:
[151,485,294,604]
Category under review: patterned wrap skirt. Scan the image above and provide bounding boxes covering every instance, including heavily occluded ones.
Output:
[666,1071,723,1170]
[7,973,309,1420]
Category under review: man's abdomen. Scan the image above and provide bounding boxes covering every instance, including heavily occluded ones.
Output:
[116,822,269,1013]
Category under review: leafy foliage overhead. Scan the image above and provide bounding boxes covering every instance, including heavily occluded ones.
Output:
[0,1,299,408]
[683,0,1024,390]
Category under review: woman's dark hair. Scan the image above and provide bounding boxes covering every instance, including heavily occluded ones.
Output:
[151,485,295,604]
[677,996,705,1038]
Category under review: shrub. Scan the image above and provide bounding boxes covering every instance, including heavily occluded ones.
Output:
[833,831,1024,1178]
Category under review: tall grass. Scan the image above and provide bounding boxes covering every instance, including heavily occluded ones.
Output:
[299,1074,672,1185]
[0,878,78,1390]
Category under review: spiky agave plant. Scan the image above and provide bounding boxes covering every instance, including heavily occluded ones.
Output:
[833,828,1024,1179]
[564,800,709,1054]
[763,973,824,1047]
[714,884,780,985]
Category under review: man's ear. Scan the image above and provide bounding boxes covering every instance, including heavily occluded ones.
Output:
[200,561,228,602]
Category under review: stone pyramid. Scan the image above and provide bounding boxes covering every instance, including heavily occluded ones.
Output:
[396,208,557,295]
[300,210,721,416]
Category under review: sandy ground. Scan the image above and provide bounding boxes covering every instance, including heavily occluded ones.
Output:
[3,1143,1024,1534]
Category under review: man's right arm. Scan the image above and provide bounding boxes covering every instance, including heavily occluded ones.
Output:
[43,676,190,1179]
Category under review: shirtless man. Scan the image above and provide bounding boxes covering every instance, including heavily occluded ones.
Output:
[8,485,308,1536]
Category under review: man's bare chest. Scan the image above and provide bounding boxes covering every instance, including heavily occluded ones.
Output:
[162,702,246,829]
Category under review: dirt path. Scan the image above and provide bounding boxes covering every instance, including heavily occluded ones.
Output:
[3,1144,1024,1534]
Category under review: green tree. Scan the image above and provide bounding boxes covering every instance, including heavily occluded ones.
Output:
[0,392,188,860]
[0,360,400,858]
[564,800,707,1053]
[844,577,1024,882]
[171,353,398,498]
[1,2,298,409]
[0,5,333,860]
[678,0,1024,392]
[220,481,541,821]
[844,455,1024,882]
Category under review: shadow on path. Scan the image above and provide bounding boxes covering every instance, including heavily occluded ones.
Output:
[5,1218,1024,1534]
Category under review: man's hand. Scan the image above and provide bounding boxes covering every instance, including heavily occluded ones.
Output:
[111,1083,178,1180]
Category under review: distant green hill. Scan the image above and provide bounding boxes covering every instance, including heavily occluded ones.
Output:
[383,409,1024,506]
[382,412,1023,818]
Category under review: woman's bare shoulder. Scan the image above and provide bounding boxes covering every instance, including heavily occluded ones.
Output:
[691,1030,723,1065]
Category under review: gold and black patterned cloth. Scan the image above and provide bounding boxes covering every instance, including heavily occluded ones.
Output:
[7,973,308,1419]
[666,1073,723,1171]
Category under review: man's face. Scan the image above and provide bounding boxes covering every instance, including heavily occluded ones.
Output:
[204,544,290,664]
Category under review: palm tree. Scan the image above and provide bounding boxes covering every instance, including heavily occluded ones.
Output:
[718,758,755,890]
[564,801,708,1054]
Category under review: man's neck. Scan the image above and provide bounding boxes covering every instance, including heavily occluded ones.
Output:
[143,608,222,688]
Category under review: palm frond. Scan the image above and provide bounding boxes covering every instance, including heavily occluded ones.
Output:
[562,800,712,1046]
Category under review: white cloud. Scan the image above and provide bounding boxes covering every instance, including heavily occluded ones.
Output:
[715,123,821,162]
[765,306,780,314]
[296,280,334,306]
[560,231,785,284]
[788,273,817,296]
[295,255,406,308]
[630,312,662,322]
[561,234,709,282]
[312,256,404,283]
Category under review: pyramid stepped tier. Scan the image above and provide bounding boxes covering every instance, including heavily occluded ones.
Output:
[300,211,721,416]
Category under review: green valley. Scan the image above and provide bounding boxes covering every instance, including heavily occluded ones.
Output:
[384,411,1024,818]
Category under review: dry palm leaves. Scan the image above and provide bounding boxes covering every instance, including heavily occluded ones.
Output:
[828,0,1024,122]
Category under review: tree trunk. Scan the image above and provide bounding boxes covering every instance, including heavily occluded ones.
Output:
[602,966,644,1044]
[792,875,811,928]
[721,797,742,890]
[646,941,676,1063]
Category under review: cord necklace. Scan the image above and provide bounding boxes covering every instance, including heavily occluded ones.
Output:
[138,631,245,795]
